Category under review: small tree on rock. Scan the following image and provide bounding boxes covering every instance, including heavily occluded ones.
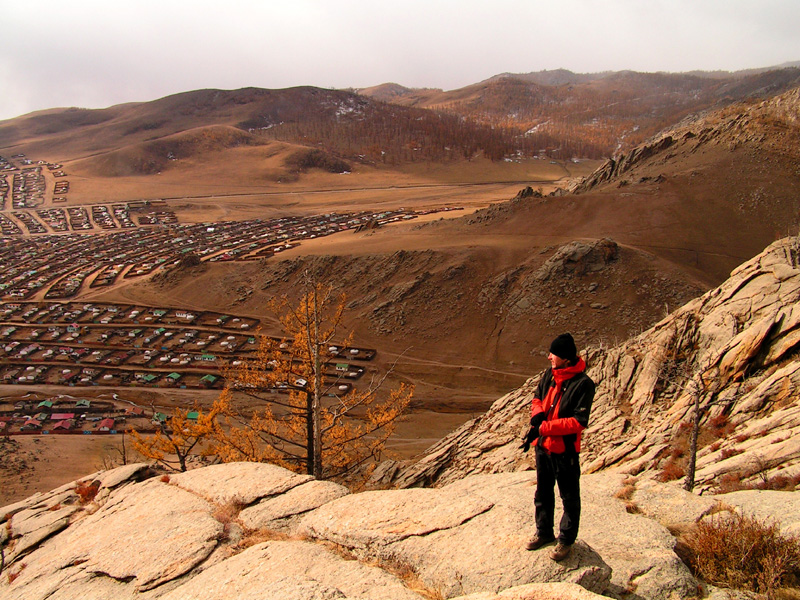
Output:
[130,403,220,472]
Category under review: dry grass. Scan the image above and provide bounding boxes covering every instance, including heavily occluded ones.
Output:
[679,512,800,597]
[6,562,26,585]
[74,480,100,505]
[614,478,641,514]
[211,495,248,542]
[657,459,685,483]
[236,527,295,551]
[362,555,445,600]
[720,448,744,460]
[717,471,800,494]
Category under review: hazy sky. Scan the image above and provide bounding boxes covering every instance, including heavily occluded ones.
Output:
[2,0,799,121]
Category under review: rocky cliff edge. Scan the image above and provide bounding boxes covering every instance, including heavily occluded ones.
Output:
[0,459,746,600]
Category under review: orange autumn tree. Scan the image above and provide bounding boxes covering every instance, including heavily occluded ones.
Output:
[130,403,221,472]
[212,278,412,480]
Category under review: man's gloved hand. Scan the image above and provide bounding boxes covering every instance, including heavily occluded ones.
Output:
[520,413,547,452]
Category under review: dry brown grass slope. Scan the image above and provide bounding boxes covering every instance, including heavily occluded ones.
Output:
[360,67,800,157]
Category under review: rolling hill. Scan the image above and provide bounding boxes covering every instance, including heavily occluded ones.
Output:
[359,66,800,158]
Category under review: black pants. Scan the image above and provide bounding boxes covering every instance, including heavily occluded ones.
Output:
[534,446,581,545]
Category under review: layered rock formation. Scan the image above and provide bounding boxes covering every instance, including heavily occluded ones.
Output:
[569,87,800,194]
[387,236,800,493]
[2,461,731,600]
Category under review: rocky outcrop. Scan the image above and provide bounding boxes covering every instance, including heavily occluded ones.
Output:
[571,86,800,193]
[388,236,800,494]
[1,461,727,600]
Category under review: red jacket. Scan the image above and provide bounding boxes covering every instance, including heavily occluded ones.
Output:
[530,358,595,454]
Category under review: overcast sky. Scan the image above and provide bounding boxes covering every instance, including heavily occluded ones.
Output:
[2,0,799,121]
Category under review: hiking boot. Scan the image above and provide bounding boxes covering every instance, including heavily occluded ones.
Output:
[525,534,555,551]
[550,542,572,561]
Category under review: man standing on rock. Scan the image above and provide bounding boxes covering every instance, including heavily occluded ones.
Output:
[520,333,595,561]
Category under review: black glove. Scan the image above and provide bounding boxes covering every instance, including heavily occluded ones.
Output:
[519,414,546,453]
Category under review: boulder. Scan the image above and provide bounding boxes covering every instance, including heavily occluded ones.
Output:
[239,479,350,530]
[301,471,612,598]
[4,503,81,564]
[5,478,222,594]
[158,540,426,600]
[169,461,313,504]
[631,479,719,527]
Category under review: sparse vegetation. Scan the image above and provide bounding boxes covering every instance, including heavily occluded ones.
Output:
[657,459,686,483]
[74,480,100,505]
[679,512,800,597]
[709,413,735,438]
[614,478,641,514]
[130,403,222,472]
[285,149,351,174]
[716,471,800,494]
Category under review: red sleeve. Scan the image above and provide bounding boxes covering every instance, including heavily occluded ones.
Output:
[531,397,545,418]
[539,417,584,437]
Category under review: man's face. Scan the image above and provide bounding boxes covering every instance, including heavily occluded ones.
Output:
[548,352,570,370]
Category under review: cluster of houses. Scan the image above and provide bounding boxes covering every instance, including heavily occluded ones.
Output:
[10,166,46,210]
[0,301,373,396]
[3,199,175,236]
[0,205,425,300]
[0,153,468,303]
[0,396,151,436]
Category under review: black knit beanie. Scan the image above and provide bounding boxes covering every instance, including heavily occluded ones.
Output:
[549,333,577,362]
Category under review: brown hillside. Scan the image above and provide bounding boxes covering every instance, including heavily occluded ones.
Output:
[360,67,800,158]
[0,86,539,168]
[107,230,703,413]
[74,125,262,176]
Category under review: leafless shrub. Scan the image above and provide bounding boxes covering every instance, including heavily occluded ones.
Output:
[709,413,735,437]
[720,448,743,460]
[657,459,685,482]
[716,472,746,494]
[74,480,100,505]
[680,512,800,596]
